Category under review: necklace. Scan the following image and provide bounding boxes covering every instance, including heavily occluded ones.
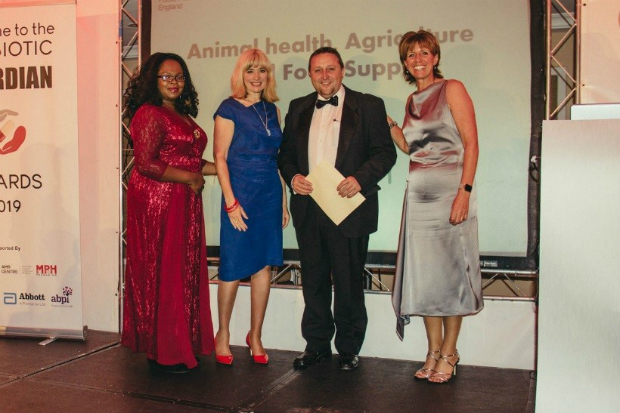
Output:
[251,101,271,136]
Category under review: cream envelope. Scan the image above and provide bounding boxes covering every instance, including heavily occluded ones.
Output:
[306,161,366,225]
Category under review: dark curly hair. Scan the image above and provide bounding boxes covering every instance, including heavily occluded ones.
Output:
[124,52,199,120]
[398,30,443,85]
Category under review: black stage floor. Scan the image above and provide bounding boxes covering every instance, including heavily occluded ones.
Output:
[0,330,535,412]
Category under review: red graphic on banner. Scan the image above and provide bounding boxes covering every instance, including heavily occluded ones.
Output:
[0,109,27,155]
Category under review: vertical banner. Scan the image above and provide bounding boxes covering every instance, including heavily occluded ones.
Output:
[0,3,84,339]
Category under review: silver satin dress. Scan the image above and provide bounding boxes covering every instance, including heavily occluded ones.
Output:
[392,80,483,337]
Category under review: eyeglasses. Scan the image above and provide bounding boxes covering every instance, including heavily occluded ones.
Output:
[157,74,186,82]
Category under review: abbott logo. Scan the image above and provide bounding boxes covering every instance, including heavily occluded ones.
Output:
[3,292,17,304]
[0,109,27,155]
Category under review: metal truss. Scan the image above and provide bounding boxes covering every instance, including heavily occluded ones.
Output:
[272,264,392,292]
[547,0,580,119]
[481,269,537,301]
[273,264,392,292]
[119,0,140,331]
[269,263,537,299]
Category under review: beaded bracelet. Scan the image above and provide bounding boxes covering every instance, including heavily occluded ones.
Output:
[224,199,239,213]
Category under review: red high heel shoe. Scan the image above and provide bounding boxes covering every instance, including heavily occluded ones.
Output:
[215,332,234,366]
[215,353,234,366]
[246,332,269,364]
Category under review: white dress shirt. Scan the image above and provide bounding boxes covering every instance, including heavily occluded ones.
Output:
[308,86,345,172]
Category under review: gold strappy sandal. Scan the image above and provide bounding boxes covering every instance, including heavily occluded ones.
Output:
[414,350,440,380]
[428,351,459,384]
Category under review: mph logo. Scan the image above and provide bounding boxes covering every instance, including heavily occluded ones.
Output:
[51,286,72,306]
[36,264,57,276]
[0,109,27,155]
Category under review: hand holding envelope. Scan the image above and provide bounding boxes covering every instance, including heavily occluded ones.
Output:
[305,161,366,225]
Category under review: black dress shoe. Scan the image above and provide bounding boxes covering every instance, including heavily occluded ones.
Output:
[337,354,359,371]
[293,350,331,369]
[147,358,192,374]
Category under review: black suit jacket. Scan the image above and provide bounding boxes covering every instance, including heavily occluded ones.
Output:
[278,86,396,238]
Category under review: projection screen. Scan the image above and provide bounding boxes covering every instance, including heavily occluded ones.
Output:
[149,0,533,261]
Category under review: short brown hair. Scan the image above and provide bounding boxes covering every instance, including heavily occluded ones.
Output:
[398,30,443,85]
[308,47,344,71]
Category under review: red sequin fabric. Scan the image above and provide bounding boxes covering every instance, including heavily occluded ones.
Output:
[121,104,214,368]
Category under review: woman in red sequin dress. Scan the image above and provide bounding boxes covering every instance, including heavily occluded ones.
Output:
[121,53,216,373]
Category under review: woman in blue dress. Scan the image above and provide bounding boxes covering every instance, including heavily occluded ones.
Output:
[213,49,289,365]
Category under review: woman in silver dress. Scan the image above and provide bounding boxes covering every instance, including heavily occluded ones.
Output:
[388,30,483,384]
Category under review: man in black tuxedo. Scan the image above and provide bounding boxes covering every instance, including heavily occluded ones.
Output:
[278,47,396,371]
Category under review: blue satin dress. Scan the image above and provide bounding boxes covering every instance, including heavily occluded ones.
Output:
[214,97,283,281]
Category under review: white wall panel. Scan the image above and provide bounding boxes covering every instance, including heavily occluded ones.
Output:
[538,120,620,412]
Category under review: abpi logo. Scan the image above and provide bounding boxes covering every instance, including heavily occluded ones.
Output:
[3,292,17,305]
[0,109,26,155]
[51,286,72,305]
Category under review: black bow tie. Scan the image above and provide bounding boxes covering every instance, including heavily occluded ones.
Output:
[315,95,338,109]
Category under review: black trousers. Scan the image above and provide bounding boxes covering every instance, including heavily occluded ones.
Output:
[295,200,369,356]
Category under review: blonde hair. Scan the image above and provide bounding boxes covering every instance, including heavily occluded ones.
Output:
[230,49,278,102]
